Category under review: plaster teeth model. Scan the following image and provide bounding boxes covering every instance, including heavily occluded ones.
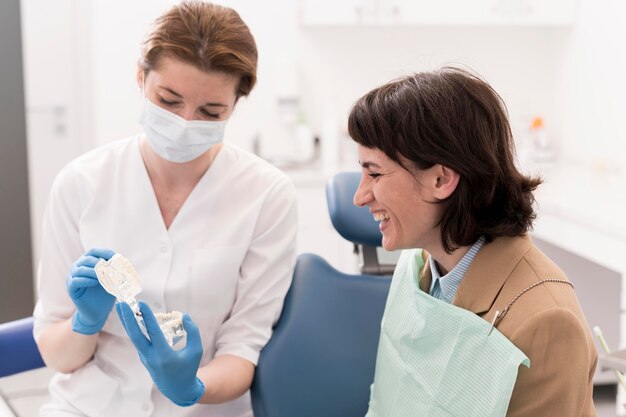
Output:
[95,254,143,316]
[155,311,186,348]
[95,253,185,347]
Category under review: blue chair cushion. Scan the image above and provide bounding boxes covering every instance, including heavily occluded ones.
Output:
[251,254,391,417]
[0,317,45,377]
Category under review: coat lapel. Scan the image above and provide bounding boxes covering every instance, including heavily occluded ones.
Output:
[451,234,532,315]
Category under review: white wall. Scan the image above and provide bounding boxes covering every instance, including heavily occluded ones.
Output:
[553,0,626,169]
[296,25,567,157]
[88,0,175,145]
[21,0,626,266]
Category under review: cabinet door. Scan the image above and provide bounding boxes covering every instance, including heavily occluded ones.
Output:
[383,0,494,25]
[383,0,577,26]
[299,0,377,26]
[300,0,578,26]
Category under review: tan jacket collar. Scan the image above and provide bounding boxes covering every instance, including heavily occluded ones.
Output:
[418,234,532,315]
[452,234,532,315]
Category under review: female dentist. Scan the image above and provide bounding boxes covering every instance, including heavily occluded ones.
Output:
[350,67,597,416]
[33,2,297,416]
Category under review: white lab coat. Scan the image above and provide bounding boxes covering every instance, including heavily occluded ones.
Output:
[33,136,298,417]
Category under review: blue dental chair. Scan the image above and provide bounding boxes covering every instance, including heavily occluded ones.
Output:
[251,172,393,417]
[0,316,45,377]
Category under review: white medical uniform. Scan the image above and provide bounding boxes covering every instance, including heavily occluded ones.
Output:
[33,136,298,417]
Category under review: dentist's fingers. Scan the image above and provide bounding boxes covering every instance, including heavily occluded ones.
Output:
[70,265,98,279]
[85,248,116,261]
[73,255,102,269]
[182,314,203,355]
[116,302,151,352]
[68,276,101,290]
[138,302,169,350]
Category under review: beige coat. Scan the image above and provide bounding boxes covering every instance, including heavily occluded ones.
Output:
[418,234,597,417]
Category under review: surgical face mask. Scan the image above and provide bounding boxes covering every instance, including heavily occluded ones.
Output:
[139,96,227,163]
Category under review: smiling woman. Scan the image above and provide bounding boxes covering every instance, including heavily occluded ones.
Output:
[32,2,298,417]
[349,67,597,417]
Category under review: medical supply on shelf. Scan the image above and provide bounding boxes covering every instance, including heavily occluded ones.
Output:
[529,116,554,162]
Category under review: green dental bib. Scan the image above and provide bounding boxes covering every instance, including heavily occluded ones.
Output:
[366,249,530,417]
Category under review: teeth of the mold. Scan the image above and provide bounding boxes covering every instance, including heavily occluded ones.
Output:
[155,310,186,347]
[95,254,142,302]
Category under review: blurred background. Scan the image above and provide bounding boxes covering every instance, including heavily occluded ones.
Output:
[1,0,626,415]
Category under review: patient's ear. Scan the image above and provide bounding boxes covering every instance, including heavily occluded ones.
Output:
[432,164,460,200]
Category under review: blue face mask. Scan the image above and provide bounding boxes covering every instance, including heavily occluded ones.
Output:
[139,97,227,163]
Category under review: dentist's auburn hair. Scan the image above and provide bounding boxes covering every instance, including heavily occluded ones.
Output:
[348,66,542,253]
[139,1,258,98]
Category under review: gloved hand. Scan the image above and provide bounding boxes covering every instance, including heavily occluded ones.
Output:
[66,248,116,335]
[116,301,205,407]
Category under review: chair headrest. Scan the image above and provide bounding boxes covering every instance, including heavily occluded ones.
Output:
[325,172,382,247]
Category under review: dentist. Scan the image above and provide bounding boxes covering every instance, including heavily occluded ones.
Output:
[33,2,297,416]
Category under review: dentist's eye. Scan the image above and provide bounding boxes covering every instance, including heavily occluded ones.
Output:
[159,97,179,106]
[368,172,382,179]
[200,108,221,119]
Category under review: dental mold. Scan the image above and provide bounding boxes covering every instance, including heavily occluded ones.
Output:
[155,311,187,347]
[94,253,186,347]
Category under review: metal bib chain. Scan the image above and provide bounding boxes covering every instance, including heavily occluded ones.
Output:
[488,279,574,335]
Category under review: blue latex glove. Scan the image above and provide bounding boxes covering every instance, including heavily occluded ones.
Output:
[66,248,116,335]
[116,301,205,407]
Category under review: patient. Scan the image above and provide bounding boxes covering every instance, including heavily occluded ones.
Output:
[349,66,597,416]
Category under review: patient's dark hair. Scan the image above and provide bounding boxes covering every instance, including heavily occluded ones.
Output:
[348,66,541,252]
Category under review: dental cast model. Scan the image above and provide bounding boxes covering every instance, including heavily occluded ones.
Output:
[95,254,186,348]
[156,310,186,347]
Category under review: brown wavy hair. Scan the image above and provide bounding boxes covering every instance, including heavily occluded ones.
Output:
[139,1,258,98]
[348,67,542,252]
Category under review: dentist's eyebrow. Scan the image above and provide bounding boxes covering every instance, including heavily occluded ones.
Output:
[159,86,228,108]
[159,86,183,98]
[203,102,228,108]
[359,161,381,169]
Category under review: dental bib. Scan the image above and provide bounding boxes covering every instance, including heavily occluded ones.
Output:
[95,253,186,347]
[365,249,530,417]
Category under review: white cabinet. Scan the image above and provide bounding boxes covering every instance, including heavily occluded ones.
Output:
[299,0,578,26]
[299,0,373,25]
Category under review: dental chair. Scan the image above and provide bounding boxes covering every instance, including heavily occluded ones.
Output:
[251,172,393,417]
[0,317,44,378]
